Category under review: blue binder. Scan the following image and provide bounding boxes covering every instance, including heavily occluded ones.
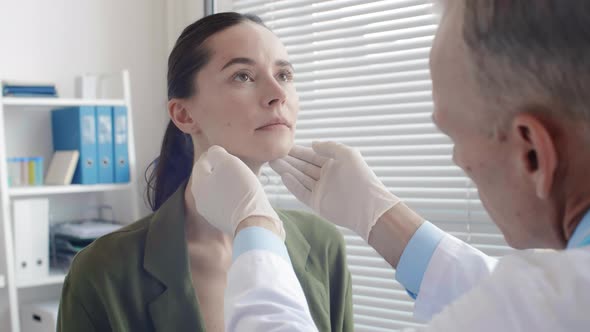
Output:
[51,107,98,185]
[113,106,130,183]
[96,106,114,183]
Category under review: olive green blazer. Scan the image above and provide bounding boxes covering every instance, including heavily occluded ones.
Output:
[57,183,353,331]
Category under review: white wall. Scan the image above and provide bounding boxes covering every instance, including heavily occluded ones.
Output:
[0,0,170,217]
[0,0,207,329]
[167,0,206,51]
[216,0,233,13]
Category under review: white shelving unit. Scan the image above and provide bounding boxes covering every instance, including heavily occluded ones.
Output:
[2,97,126,107]
[9,183,133,197]
[16,270,66,289]
[0,70,140,332]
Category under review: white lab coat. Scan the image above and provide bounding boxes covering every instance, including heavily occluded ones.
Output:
[225,249,319,332]
[226,233,590,332]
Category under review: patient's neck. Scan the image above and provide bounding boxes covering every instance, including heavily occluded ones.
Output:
[184,178,232,271]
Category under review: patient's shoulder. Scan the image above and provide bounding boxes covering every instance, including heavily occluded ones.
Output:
[278,209,345,249]
[67,215,152,284]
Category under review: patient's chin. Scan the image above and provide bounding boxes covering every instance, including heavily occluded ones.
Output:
[262,146,290,162]
[256,140,293,162]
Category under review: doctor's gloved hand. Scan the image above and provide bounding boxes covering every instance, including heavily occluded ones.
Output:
[191,145,285,240]
[269,142,400,242]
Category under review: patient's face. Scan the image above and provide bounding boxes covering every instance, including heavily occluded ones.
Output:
[187,22,298,166]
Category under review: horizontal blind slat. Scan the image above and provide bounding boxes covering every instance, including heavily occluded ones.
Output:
[298,103,434,120]
[281,14,436,46]
[285,25,437,55]
[240,0,390,21]
[293,47,431,72]
[298,80,432,101]
[296,70,431,92]
[295,58,429,81]
[274,4,433,38]
[259,0,431,30]
[299,91,432,109]
[296,112,433,128]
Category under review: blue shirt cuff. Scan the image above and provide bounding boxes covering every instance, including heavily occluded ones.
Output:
[395,221,445,299]
[233,226,291,263]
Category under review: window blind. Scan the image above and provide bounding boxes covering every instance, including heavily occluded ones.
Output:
[231,1,513,330]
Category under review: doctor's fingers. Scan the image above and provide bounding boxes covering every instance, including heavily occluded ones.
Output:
[289,145,329,168]
[283,155,321,181]
[282,173,313,206]
[269,158,316,191]
[193,151,213,176]
[203,145,233,167]
[312,141,352,160]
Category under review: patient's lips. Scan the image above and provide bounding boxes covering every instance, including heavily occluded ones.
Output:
[256,116,292,131]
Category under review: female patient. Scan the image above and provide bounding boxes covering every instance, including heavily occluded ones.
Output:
[58,12,353,332]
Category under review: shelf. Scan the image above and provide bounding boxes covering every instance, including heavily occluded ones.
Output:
[17,270,66,288]
[1,97,126,108]
[9,183,132,197]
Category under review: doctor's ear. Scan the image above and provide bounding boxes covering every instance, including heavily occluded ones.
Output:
[168,99,201,135]
[511,112,557,200]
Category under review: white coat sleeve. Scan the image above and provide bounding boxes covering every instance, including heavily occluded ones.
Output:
[395,222,498,321]
[414,234,497,321]
[406,248,590,332]
[225,227,318,332]
[413,234,498,321]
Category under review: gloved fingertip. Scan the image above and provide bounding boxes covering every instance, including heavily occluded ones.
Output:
[282,173,313,206]
[206,145,231,166]
[288,144,305,155]
[193,155,212,175]
[268,158,280,169]
[208,145,227,154]
[269,158,288,173]
[312,141,338,158]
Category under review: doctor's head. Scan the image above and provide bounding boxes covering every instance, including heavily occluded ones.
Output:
[147,12,298,211]
[430,0,590,249]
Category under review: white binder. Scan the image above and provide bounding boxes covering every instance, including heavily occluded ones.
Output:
[12,199,49,283]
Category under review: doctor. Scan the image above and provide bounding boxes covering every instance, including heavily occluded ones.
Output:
[192,0,590,331]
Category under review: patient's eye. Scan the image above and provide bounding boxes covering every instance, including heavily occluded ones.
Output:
[233,72,254,83]
[277,70,294,82]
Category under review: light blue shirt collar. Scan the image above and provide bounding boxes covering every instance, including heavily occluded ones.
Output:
[567,209,590,249]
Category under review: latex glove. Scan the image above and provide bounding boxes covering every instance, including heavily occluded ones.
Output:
[269,142,399,241]
[191,145,285,240]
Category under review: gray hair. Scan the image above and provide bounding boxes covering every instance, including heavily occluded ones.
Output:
[461,1,590,125]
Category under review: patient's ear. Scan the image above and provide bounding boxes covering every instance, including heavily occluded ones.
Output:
[168,98,201,134]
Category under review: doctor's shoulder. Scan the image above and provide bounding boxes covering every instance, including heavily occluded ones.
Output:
[427,247,590,331]
[483,247,590,329]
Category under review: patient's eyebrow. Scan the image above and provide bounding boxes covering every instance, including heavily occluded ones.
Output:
[276,59,294,71]
[221,57,295,71]
[221,57,256,71]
